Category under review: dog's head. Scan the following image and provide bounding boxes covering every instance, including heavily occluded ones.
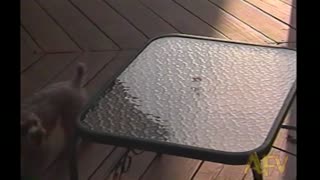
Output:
[21,112,47,145]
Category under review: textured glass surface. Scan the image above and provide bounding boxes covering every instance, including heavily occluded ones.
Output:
[82,37,296,152]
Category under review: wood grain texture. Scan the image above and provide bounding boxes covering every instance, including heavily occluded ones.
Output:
[174,0,273,44]
[105,0,178,38]
[70,0,148,49]
[36,0,119,51]
[139,0,226,39]
[209,0,295,43]
[193,162,224,180]
[20,27,43,72]
[244,0,296,28]
[140,155,201,180]
[21,0,80,52]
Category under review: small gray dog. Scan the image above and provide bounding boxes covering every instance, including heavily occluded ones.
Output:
[21,62,88,148]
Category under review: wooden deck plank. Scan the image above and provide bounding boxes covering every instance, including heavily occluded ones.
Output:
[20,27,43,72]
[214,165,247,180]
[140,155,201,180]
[193,162,223,180]
[21,53,79,99]
[281,148,296,180]
[36,0,119,51]
[273,129,288,150]
[20,39,42,72]
[106,151,156,180]
[42,144,115,180]
[104,0,178,38]
[70,0,147,49]
[173,0,273,44]
[21,0,80,52]
[90,147,128,180]
[244,0,296,29]
[20,26,43,54]
[281,0,296,8]
[138,0,226,39]
[209,0,295,43]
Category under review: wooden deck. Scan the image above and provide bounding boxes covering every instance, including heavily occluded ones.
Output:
[21,0,296,179]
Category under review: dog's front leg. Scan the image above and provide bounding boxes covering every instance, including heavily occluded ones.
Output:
[68,127,79,180]
[59,110,80,157]
[60,113,80,180]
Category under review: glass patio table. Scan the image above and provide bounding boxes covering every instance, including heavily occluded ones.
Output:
[71,34,296,180]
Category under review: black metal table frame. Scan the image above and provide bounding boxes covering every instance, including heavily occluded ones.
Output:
[69,34,297,180]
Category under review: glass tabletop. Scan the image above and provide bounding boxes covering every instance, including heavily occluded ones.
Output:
[80,35,296,153]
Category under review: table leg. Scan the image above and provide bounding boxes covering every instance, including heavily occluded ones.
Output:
[109,148,145,179]
[281,125,297,144]
[281,125,296,131]
[251,157,263,180]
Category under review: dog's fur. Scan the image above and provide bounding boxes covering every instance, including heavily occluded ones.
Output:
[21,63,88,148]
